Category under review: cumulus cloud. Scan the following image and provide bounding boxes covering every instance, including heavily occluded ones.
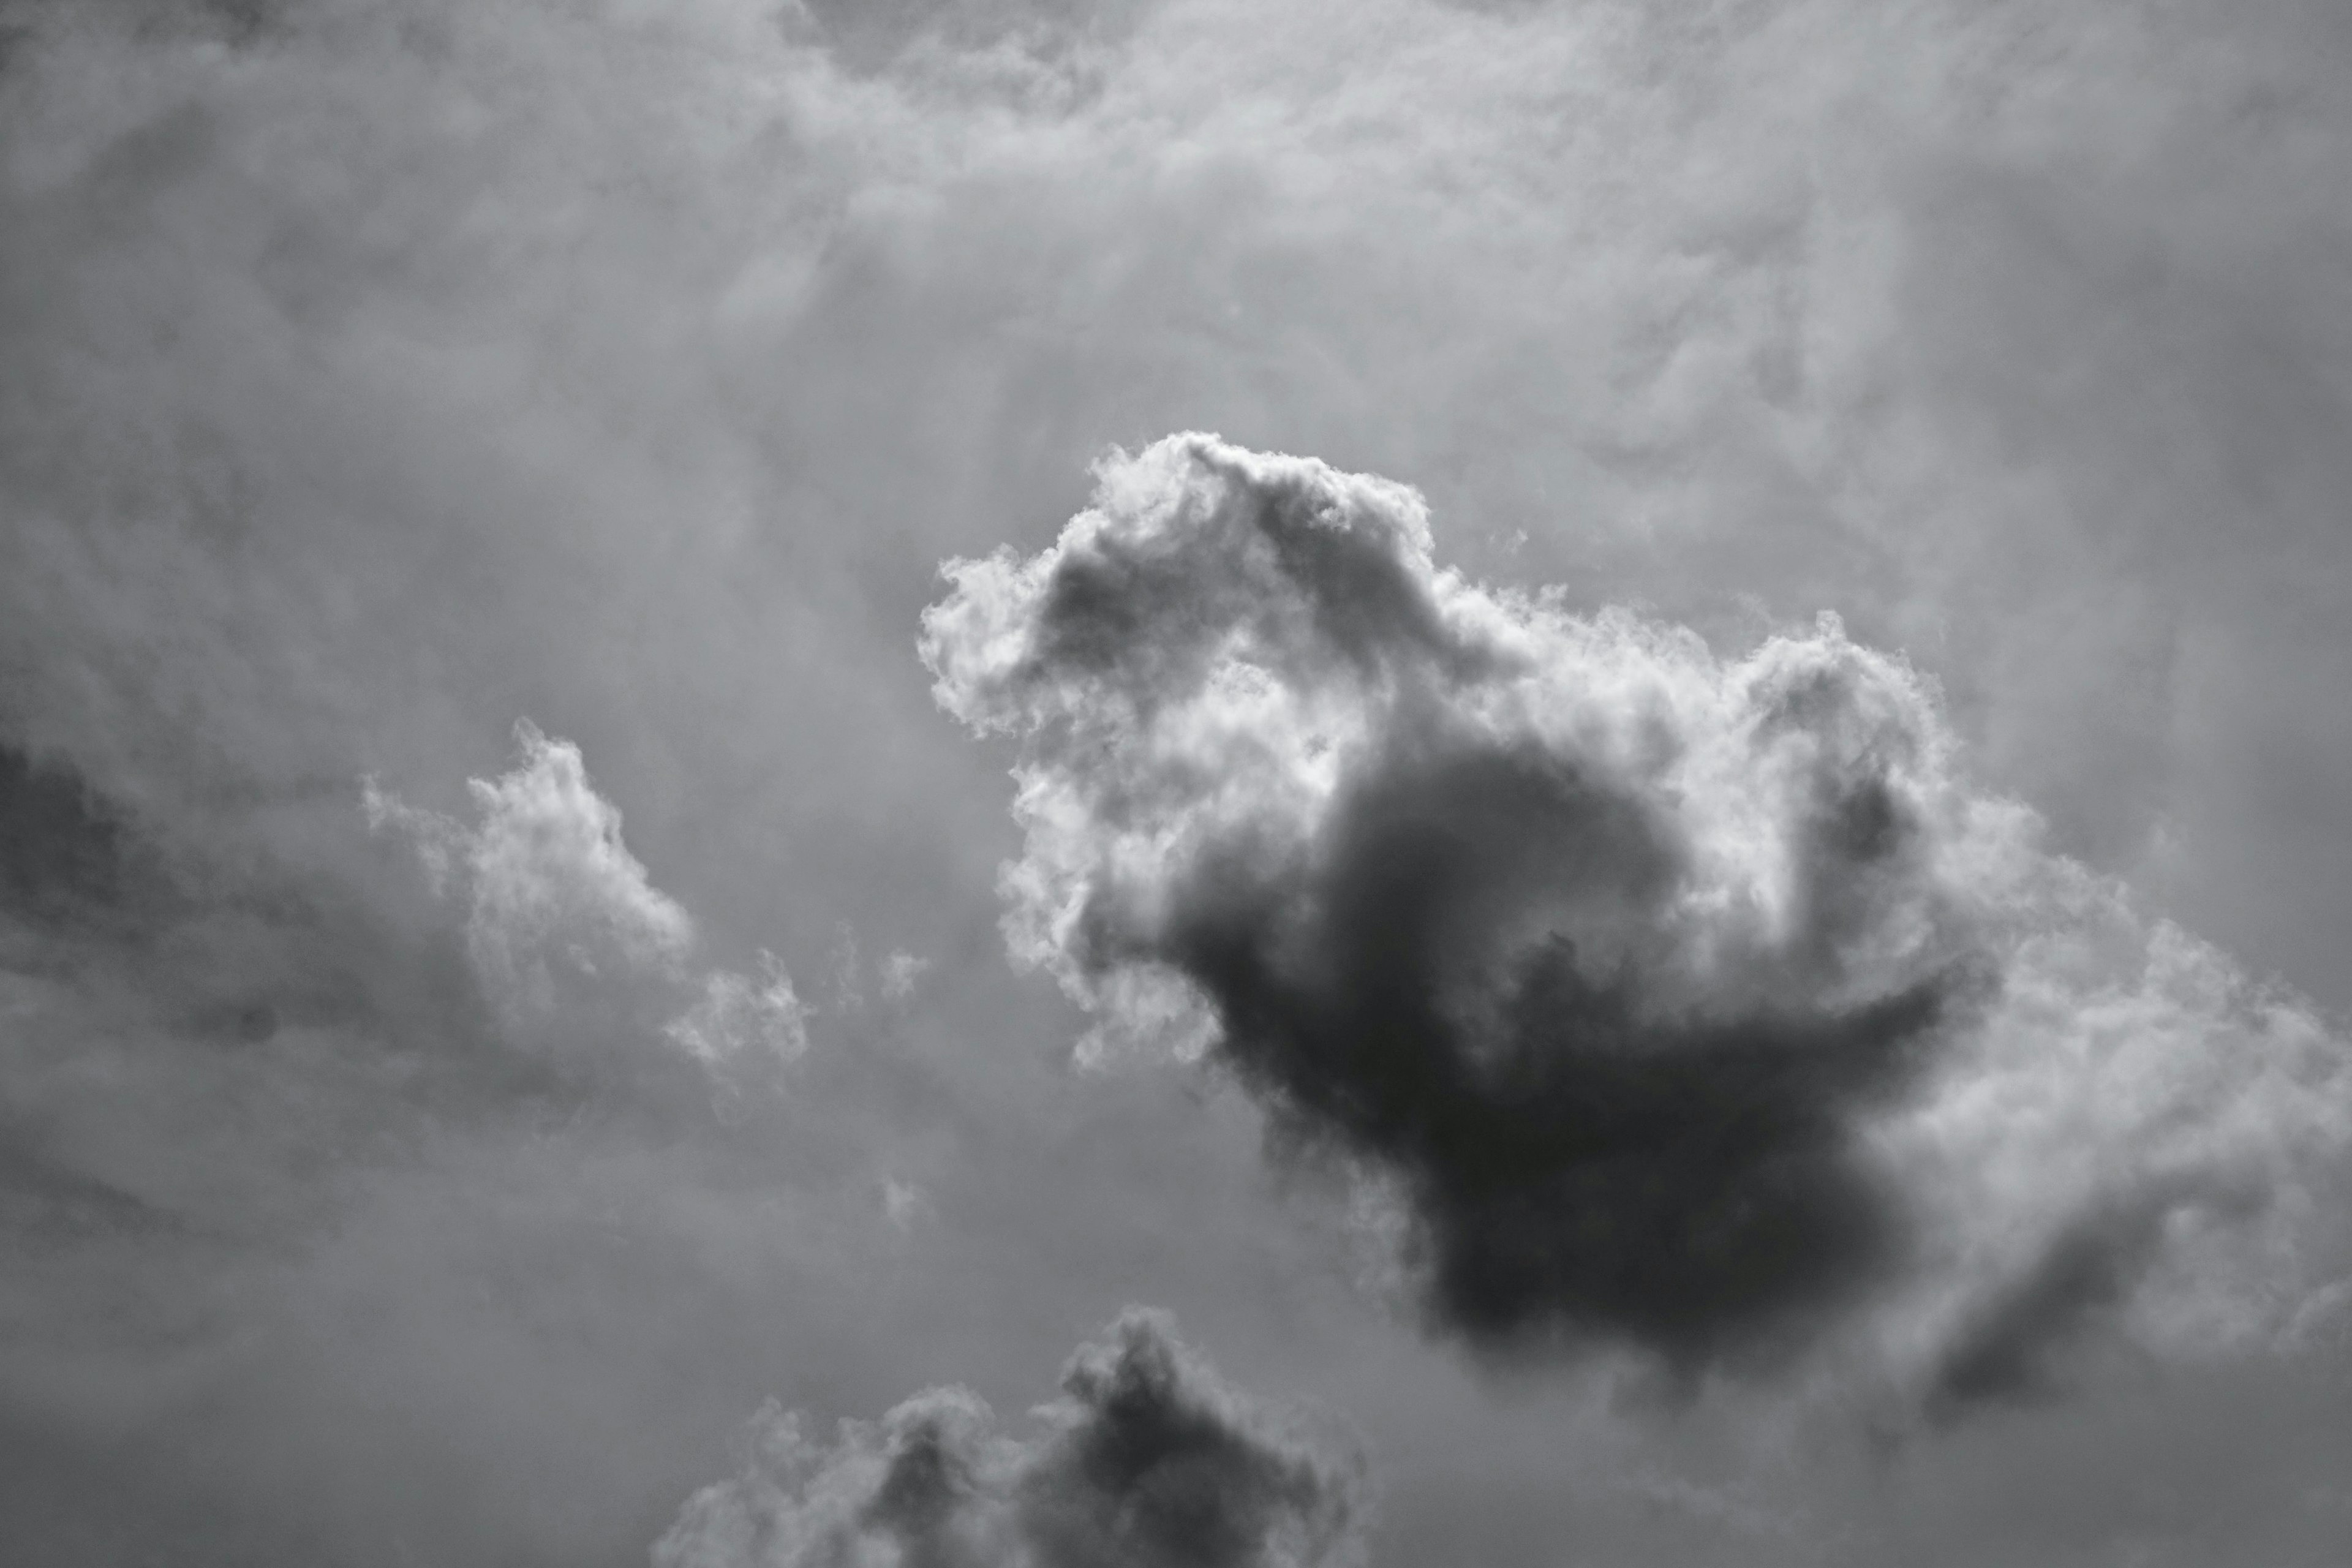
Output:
[368,722,806,1084]
[655,1307,1366,1568]
[924,434,2352,1401]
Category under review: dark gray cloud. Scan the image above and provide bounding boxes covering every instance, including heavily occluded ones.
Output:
[925,433,2352,1398]
[657,1308,1366,1568]
[0,740,156,938]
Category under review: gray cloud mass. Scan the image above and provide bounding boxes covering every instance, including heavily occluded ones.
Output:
[925,433,2352,1401]
[657,1309,1365,1568]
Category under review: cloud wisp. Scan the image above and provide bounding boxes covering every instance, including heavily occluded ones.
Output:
[924,434,2352,1404]
[368,722,806,1094]
[656,1307,1366,1568]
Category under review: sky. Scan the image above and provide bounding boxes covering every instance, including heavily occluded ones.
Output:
[3,1,2352,1564]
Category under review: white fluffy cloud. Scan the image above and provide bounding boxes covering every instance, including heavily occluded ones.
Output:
[368,722,805,1082]
[925,434,2352,1405]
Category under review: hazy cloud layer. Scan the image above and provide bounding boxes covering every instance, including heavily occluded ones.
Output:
[0,722,924,1567]
[657,1308,1365,1568]
[5,0,2352,1562]
[368,722,807,1087]
[926,434,2352,1400]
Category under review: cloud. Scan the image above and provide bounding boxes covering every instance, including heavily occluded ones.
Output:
[368,722,805,1085]
[0,739,167,947]
[0,729,892,1568]
[924,433,2352,1400]
[655,1307,1366,1568]
[3,0,2352,1559]
[880,949,932,1004]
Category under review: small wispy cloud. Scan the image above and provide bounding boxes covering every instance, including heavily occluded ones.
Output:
[368,722,805,1088]
[879,949,931,1005]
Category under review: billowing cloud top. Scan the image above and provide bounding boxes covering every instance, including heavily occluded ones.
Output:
[924,434,2351,1402]
[655,1308,1365,1568]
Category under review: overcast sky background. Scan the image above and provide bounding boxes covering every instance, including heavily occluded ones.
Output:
[4,1,2352,1564]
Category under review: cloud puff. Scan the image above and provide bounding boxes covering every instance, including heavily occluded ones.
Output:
[368,722,806,1083]
[655,1307,1366,1568]
[924,434,2352,1401]
[880,950,932,1005]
